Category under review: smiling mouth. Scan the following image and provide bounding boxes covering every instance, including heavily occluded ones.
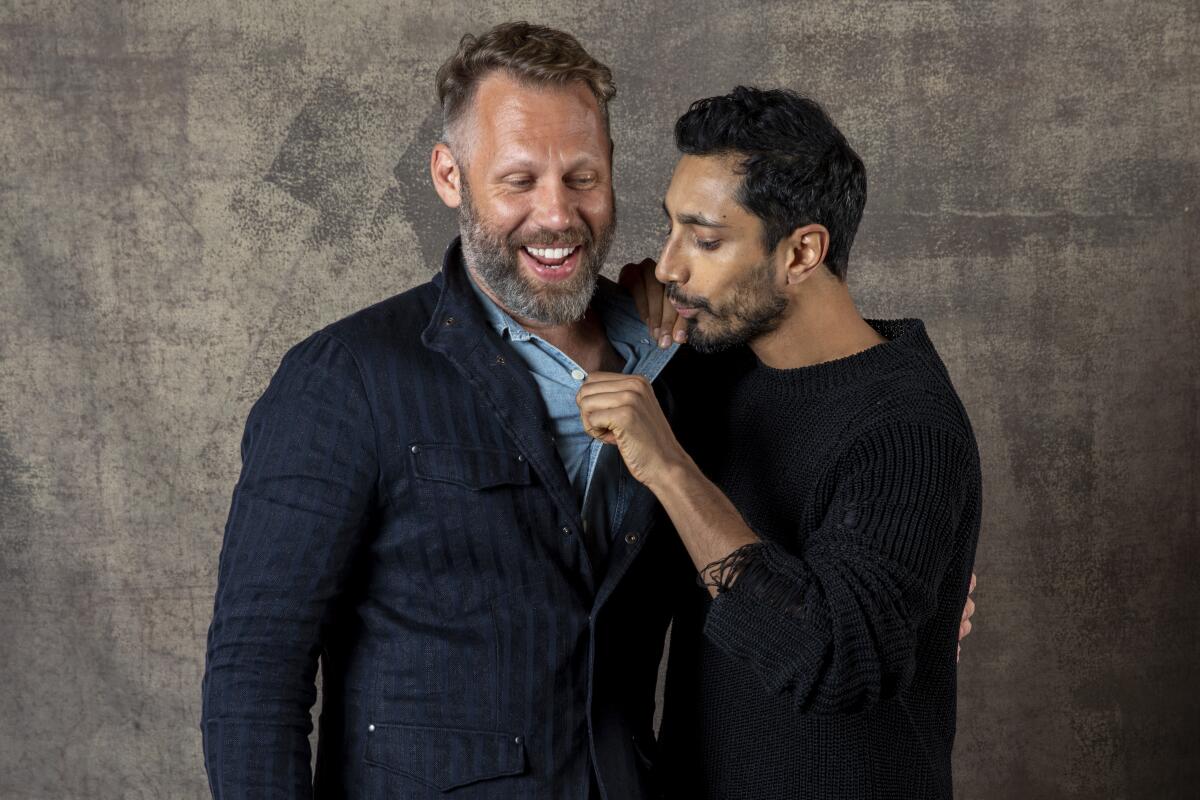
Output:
[522,244,580,268]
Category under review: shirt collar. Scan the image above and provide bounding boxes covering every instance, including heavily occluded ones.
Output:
[464,268,681,377]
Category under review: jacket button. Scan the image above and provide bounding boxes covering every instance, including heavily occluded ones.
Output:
[561,526,571,536]
[516,454,524,462]
[368,724,375,732]
[513,736,522,744]
[410,445,420,454]
[444,316,456,326]
[624,531,640,544]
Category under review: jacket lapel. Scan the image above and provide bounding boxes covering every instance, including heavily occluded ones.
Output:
[421,240,596,590]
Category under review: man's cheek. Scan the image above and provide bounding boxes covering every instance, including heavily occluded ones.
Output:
[581,197,615,227]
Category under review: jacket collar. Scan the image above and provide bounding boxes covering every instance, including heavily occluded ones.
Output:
[421,237,492,355]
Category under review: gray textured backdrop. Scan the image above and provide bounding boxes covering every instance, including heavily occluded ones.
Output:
[1,1,1196,797]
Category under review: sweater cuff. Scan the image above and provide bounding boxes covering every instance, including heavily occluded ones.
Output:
[697,541,765,591]
[701,543,831,697]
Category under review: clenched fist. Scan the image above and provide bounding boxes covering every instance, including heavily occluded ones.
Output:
[576,372,689,489]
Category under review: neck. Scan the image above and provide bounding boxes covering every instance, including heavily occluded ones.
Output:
[749,271,886,369]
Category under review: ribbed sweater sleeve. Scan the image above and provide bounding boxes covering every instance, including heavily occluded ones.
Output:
[701,419,972,715]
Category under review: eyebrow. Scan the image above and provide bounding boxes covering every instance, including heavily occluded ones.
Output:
[661,200,727,228]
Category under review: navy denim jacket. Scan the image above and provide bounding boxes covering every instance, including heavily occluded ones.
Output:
[201,240,692,799]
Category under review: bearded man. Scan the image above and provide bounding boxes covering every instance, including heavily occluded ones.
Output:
[200,22,690,800]
[580,87,981,799]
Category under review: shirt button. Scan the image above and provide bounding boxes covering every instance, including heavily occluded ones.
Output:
[624,531,640,544]
[571,368,586,381]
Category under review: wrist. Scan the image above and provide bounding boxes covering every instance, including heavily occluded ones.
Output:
[644,447,699,496]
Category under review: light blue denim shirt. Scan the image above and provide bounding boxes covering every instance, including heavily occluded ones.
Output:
[466,270,678,562]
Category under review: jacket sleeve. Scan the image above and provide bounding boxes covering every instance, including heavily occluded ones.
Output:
[200,331,379,798]
[700,421,975,714]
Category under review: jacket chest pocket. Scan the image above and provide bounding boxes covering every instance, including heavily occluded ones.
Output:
[409,442,533,490]
[394,442,550,611]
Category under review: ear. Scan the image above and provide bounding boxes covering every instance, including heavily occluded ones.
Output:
[430,142,463,209]
[780,224,830,285]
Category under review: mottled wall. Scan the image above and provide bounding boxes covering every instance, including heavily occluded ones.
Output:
[1,1,1196,797]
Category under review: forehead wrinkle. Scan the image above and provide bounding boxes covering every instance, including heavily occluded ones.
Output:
[487,131,607,177]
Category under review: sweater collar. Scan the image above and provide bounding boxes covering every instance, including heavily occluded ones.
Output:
[746,318,935,398]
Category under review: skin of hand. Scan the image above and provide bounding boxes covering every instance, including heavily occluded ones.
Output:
[619,257,688,349]
[575,371,691,486]
[958,572,977,662]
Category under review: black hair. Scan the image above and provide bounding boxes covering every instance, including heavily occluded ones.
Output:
[674,86,866,279]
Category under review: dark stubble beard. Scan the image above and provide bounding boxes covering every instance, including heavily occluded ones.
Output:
[457,178,615,326]
[666,254,789,353]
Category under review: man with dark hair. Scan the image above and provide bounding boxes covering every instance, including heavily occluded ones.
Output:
[581,87,981,798]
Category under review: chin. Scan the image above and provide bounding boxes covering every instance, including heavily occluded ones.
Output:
[687,327,738,354]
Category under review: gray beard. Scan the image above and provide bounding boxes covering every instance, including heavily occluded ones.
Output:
[457,184,613,326]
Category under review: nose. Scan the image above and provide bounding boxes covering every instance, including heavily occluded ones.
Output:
[656,235,688,286]
[532,180,574,233]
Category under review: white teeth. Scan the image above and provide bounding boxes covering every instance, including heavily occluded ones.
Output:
[525,245,577,260]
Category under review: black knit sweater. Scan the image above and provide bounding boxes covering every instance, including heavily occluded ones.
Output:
[658,319,982,800]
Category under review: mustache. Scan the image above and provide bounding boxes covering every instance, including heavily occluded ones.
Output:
[510,227,593,249]
[665,284,713,313]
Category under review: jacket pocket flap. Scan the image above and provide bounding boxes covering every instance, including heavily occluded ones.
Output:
[410,443,532,490]
[364,722,526,791]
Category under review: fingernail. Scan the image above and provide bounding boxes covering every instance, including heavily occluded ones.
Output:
[659,334,671,348]
[674,330,686,342]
